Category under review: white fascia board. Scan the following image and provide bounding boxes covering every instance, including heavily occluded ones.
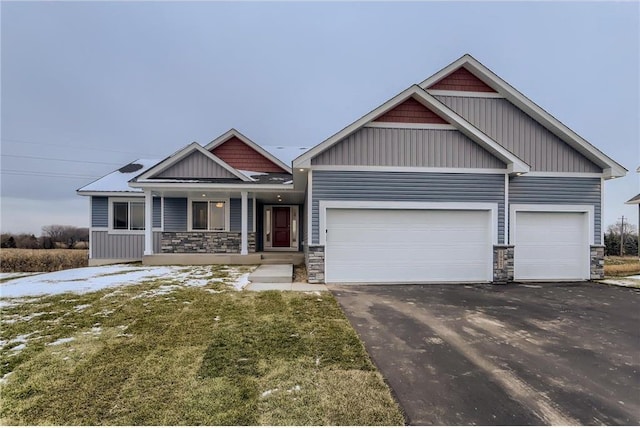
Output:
[129,181,296,192]
[77,190,143,197]
[293,85,425,168]
[364,122,456,130]
[411,87,530,173]
[309,165,508,174]
[426,89,505,99]
[134,143,252,182]
[420,54,626,178]
[204,128,292,174]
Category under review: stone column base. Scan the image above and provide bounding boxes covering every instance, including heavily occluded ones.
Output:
[590,245,605,280]
[493,245,514,284]
[305,244,325,284]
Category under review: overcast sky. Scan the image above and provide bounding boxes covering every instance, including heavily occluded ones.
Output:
[1,1,638,235]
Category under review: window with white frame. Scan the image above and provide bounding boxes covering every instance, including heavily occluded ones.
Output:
[112,201,145,230]
[191,201,226,231]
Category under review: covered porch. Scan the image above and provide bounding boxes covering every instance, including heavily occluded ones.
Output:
[137,184,305,263]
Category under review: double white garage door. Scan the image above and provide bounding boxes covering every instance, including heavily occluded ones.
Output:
[324,207,590,283]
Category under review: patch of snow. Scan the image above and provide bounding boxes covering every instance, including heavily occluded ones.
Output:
[287,385,301,393]
[238,170,268,179]
[214,316,221,321]
[48,337,75,346]
[600,276,640,288]
[1,265,184,298]
[233,273,251,291]
[1,264,257,300]
[10,343,26,351]
[74,304,91,312]
[261,388,278,397]
[0,372,12,384]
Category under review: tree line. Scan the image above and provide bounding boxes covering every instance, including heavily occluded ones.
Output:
[604,221,638,256]
[1,225,89,249]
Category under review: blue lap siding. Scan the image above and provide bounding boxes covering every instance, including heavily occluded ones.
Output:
[311,171,506,245]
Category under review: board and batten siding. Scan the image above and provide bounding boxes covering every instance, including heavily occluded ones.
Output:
[92,231,161,259]
[311,127,505,169]
[312,171,505,244]
[434,95,602,173]
[164,198,188,231]
[155,151,239,179]
[509,176,602,244]
[230,198,254,232]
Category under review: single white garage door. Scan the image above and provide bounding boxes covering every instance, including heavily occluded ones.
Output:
[514,211,588,281]
[325,208,492,283]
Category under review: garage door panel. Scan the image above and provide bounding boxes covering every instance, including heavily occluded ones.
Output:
[514,211,588,281]
[325,208,492,283]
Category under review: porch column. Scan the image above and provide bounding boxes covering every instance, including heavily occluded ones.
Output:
[144,190,153,256]
[241,191,248,255]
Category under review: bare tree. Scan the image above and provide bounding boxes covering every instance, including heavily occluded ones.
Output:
[42,225,88,248]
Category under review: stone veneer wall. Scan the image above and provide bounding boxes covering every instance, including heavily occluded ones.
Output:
[493,245,514,284]
[161,232,256,254]
[305,244,325,284]
[590,245,605,280]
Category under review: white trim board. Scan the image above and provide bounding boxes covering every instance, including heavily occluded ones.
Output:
[427,89,505,99]
[364,122,456,130]
[309,165,509,174]
[508,204,595,246]
[318,200,499,246]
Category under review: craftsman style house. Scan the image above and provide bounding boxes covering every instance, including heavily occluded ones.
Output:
[78,54,626,284]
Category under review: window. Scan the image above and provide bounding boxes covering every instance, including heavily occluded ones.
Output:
[112,201,145,230]
[192,201,226,231]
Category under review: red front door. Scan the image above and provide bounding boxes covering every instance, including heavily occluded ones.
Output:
[272,207,291,247]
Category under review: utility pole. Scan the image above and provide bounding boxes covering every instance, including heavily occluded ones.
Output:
[619,215,625,256]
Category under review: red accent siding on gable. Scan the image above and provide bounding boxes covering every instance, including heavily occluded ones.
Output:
[211,136,286,173]
[428,67,497,92]
[373,97,448,124]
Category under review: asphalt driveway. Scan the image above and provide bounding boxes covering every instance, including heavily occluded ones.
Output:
[329,282,639,425]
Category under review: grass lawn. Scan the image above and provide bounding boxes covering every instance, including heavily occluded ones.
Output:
[0,266,404,425]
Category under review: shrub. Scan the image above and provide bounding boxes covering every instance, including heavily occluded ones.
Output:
[0,249,88,273]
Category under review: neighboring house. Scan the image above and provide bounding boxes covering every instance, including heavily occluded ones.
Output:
[625,166,640,256]
[77,54,627,284]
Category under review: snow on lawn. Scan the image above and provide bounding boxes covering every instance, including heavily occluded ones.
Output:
[1,264,256,299]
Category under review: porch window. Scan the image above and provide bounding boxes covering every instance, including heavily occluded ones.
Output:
[192,201,226,231]
[113,201,145,230]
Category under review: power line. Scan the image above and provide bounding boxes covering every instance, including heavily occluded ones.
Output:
[1,137,157,157]
[1,170,99,179]
[1,154,122,165]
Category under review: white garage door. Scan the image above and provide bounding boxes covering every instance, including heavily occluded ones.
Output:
[514,212,588,281]
[325,208,492,283]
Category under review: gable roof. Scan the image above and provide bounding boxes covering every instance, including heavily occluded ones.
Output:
[420,54,627,179]
[204,129,292,174]
[133,142,252,183]
[293,85,529,174]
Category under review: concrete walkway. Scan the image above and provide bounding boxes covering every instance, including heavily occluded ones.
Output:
[245,264,327,291]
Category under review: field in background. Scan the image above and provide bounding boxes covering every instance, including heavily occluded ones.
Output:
[604,256,640,277]
[0,249,88,273]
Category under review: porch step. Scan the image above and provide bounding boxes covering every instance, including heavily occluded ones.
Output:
[260,252,304,265]
[248,264,293,283]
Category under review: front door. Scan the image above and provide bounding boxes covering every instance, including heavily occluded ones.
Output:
[272,207,291,247]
